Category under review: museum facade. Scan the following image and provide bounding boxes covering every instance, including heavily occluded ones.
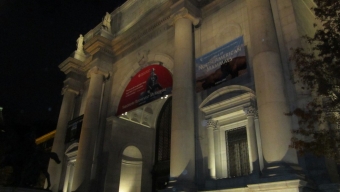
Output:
[48,0,340,191]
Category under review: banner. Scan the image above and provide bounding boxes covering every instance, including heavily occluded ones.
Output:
[116,64,172,116]
[195,36,247,92]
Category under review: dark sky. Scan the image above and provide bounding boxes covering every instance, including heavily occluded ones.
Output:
[0,0,126,136]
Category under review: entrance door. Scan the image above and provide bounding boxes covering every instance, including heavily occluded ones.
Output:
[152,98,171,191]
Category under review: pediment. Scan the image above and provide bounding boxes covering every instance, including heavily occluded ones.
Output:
[200,85,256,118]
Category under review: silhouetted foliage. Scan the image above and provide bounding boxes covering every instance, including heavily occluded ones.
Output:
[289,0,340,161]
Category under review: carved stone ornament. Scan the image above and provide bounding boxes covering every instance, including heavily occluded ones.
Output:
[170,7,200,26]
[76,34,84,52]
[243,106,257,116]
[87,66,110,79]
[207,119,218,130]
[137,49,150,68]
[102,12,112,31]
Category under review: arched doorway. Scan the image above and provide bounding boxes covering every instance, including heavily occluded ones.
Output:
[119,146,143,192]
[152,97,172,191]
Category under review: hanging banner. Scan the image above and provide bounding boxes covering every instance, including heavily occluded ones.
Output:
[116,64,172,116]
[195,36,247,92]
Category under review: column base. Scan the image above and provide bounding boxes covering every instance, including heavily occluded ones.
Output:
[162,180,197,192]
[261,162,304,178]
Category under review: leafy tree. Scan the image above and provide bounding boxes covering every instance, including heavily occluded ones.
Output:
[289,0,340,161]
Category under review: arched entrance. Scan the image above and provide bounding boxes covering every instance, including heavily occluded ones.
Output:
[152,97,172,191]
[119,146,143,192]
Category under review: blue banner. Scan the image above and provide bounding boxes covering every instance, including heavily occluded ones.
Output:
[195,36,247,92]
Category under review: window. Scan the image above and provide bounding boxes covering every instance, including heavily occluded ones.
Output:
[65,115,83,144]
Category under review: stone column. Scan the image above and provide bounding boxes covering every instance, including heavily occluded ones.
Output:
[63,162,75,192]
[69,163,76,192]
[243,106,259,174]
[206,119,217,179]
[63,163,71,192]
[246,0,297,165]
[170,0,198,188]
[71,67,108,192]
[49,79,79,192]
[213,125,223,178]
[254,114,264,171]
[169,0,200,189]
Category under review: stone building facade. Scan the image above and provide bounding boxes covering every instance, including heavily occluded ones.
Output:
[48,0,340,191]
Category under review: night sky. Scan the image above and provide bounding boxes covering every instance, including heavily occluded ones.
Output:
[0,0,126,136]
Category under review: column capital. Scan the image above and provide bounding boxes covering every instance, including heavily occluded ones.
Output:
[62,78,82,95]
[206,119,218,130]
[243,106,257,117]
[62,85,79,95]
[86,66,110,79]
[170,0,201,26]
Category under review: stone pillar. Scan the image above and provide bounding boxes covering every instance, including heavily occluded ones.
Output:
[68,163,75,192]
[63,162,75,192]
[71,67,108,192]
[213,125,223,178]
[169,0,200,189]
[63,163,71,192]
[243,106,260,174]
[254,113,264,171]
[49,79,79,192]
[246,0,297,165]
[206,119,217,179]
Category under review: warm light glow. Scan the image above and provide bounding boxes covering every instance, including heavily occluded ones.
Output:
[119,146,142,192]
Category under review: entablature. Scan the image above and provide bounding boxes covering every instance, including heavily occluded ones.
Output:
[59,57,86,76]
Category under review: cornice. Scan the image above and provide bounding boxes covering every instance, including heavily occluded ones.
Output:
[111,1,172,62]
[201,92,253,115]
[119,0,138,12]
[170,0,201,26]
[59,57,86,75]
[201,0,235,18]
[84,35,113,56]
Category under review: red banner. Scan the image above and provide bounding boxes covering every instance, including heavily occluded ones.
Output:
[116,64,173,116]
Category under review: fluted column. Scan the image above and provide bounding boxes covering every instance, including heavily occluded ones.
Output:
[243,106,260,174]
[49,79,79,192]
[169,1,200,188]
[71,67,108,192]
[206,119,217,179]
[246,0,297,165]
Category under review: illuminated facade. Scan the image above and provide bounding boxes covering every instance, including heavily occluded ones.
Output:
[49,0,340,191]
